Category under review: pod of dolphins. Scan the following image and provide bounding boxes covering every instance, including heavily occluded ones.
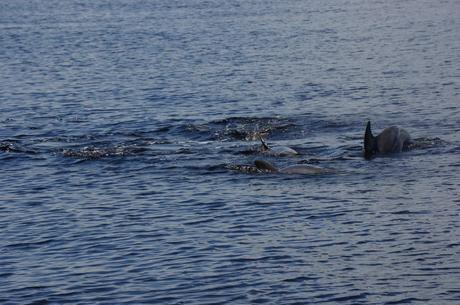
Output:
[254,121,413,175]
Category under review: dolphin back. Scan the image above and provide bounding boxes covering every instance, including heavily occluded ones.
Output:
[269,146,299,156]
[254,160,279,172]
[279,165,333,174]
[377,126,411,153]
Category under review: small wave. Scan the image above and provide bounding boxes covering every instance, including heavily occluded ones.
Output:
[326,292,370,302]
[225,163,262,174]
[60,144,147,160]
[384,297,430,304]
[37,134,98,144]
[171,117,298,142]
[0,141,38,154]
[209,117,297,141]
[238,145,265,156]
[282,275,320,283]
[409,137,449,150]
[153,115,362,145]
[0,141,22,153]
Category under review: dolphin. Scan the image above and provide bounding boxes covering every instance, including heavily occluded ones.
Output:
[254,160,334,174]
[259,136,299,156]
[363,121,412,159]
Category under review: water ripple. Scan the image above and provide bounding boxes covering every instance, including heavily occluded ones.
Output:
[1,0,460,304]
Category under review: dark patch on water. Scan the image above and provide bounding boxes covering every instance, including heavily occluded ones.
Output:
[0,140,38,154]
[60,145,147,160]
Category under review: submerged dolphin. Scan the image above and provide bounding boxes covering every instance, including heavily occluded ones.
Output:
[259,136,298,156]
[364,121,412,159]
[254,160,334,174]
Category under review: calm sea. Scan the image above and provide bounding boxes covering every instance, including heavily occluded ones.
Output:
[1,0,459,304]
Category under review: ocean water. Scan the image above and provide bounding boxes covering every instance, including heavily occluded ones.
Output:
[1,0,459,304]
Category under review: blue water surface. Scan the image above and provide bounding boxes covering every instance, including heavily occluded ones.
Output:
[1,0,460,304]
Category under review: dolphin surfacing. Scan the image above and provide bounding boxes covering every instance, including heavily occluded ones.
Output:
[259,136,298,156]
[364,121,412,159]
[254,160,334,175]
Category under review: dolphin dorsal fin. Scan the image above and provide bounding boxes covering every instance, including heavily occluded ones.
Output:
[259,135,269,150]
[254,160,278,172]
[364,121,376,159]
